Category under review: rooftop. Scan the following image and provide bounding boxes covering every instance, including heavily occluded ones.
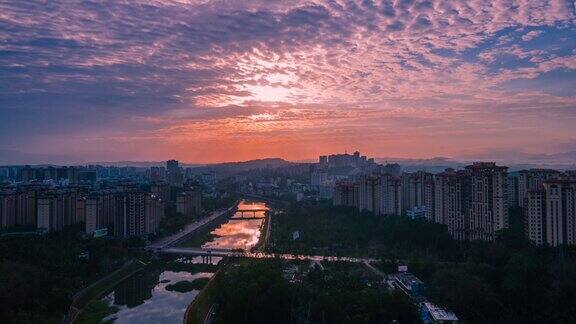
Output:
[394,272,423,289]
[423,302,459,321]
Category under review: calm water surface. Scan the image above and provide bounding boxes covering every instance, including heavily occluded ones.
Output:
[99,200,269,323]
[202,200,268,250]
[102,270,213,324]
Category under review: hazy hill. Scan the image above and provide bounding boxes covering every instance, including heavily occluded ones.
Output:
[190,158,296,174]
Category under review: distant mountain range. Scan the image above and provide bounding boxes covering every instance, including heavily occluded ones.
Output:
[376,152,576,171]
[1,149,574,171]
[190,158,297,174]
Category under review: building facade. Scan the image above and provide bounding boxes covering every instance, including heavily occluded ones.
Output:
[525,189,546,245]
[518,169,561,208]
[466,163,508,241]
[544,179,576,246]
[333,181,359,208]
[434,169,470,241]
[176,189,202,216]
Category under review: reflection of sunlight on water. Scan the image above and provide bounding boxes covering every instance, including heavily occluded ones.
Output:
[203,200,268,250]
[237,200,269,211]
[202,219,263,250]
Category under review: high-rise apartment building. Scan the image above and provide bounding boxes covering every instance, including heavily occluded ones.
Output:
[376,174,402,216]
[85,196,99,235]
[151,183,172,206]
[145,194,164,235]
[0,192,17,228]
[176,189,202,216]
[434,169,470,240]
[113,191,163,238]
[508,175,519,208]
[310,170,328,191]
[401,171,433,216]
[424,180,435,221]
[166,160,183,186]
[466,162,508,241]
[85,192,119,235]
[525,188,546,245]
[518,169,561,208]
[36,189,83,232]
[333,181,359,208]
[543,179,576,246]
[126,192,147,237]
[358,175,380,213]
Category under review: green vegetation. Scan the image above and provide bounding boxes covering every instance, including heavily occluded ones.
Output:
[156,207,197,239]
[270,203,576,323]
[0,225,143,323]
[268,202,456,259]
[72,260,146,314]
[203,194,238,211]
[405,208,576,323]
[166,278,210,293]
[190,259,418,324]
[186,265,224,324]
[75,300,117,324]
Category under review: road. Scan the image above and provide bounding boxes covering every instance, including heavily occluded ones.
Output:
[147,207,234,251]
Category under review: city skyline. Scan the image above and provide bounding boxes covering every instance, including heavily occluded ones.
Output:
[1,1,576,163]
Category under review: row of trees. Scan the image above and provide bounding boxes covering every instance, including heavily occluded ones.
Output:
[269,201,457,259]
[208,260,418,324]
[0,225,137,323]
[269,202,576,323]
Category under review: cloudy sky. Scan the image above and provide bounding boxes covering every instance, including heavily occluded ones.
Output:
[1,0,575,163]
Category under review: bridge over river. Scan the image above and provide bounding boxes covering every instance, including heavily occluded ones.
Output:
[149,200,377,264]
[159,247,378,264]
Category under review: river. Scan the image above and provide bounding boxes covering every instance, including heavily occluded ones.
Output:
[93,200,269,323]
[202,200,268,250]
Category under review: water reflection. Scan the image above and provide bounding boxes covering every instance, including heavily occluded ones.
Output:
[114,269,160,308]
[236,200,269,211]
[103,271,212,324]
[202,200,267,250]
[99,200,270,323]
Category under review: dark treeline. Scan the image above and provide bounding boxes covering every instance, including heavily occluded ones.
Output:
[269,201,457,259]
[269,202,576,323]
[209,260,418,324]
[0,226,139,323]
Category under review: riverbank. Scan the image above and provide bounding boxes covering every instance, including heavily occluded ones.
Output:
[148,204,238,251]
[184,261,227,324]
[252,211,272,252]
[67,258,148,323]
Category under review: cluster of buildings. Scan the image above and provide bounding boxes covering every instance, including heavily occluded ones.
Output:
[319,151,377,168]
[333,158,576,245]
[513,169,576,246]
[334,162,510,242]
[0,165,151,183]
[312,151,400,200]
[0,183,166,237]
[0,160,203,239]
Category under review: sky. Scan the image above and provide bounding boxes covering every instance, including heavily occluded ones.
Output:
[1,0,576,164]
